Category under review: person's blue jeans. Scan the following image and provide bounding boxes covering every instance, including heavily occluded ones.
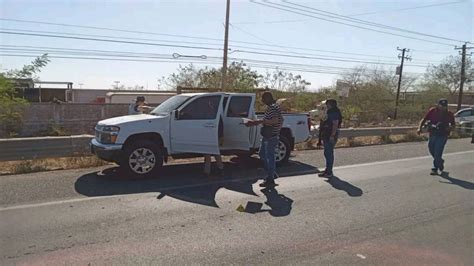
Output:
[428,134,448,171]
[259,136,279,182]
[323,138,337,174]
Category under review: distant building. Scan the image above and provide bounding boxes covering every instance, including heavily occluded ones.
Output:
[7,79,181,104]
[9,79,73,103]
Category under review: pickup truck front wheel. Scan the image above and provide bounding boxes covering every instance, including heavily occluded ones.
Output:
[276,135,291,166]
[122,140,163,178]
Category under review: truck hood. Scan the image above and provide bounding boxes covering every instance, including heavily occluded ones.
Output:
[98,114,167,126]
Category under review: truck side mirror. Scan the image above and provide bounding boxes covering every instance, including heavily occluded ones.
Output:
[174,110,180,120]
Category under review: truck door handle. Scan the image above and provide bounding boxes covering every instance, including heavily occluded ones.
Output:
[204,123,216,128]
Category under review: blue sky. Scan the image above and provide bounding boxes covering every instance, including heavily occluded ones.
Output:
[0,0,472,90]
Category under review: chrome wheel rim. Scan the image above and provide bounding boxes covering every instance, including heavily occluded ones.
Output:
[129,148,156,174]
[275,140,287,162]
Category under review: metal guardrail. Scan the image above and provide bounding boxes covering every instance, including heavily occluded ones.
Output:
[310,126,417,138]
[0,126,471,162]
[0,135,93,161]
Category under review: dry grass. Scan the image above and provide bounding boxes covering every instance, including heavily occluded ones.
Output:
[0,156,111,175]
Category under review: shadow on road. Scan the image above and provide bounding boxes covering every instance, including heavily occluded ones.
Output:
[325,176,363,197]
[74,157,317,208]
[439,172,474,190]
[241,187,294,217]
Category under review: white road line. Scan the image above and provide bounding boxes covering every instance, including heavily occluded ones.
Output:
[1,150,472,212]
[334,150,474,170]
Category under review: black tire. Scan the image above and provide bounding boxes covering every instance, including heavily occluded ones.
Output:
[276,135,291,166]
[121,140,163,178]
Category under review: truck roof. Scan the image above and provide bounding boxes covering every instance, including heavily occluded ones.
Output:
[106,92,176,96]
[180,92,255,97]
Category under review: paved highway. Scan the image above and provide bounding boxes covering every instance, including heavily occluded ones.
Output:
[1,139,473,265]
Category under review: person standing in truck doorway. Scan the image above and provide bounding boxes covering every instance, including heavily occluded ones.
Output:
[417,98,455,175]
[245,91,283,188]
[318,99,342,178]
[203,99,224,177]
[128,96,153,115]
[203,117,225,177]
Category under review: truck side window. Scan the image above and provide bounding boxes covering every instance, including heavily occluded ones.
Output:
[457,110,471,117]
[180,95,221,120]
[227,96,252,118]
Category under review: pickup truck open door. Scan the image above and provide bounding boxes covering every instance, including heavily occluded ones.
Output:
[222,94,256,150]
[170,94,223,155]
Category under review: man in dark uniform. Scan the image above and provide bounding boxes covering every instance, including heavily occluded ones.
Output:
[318,99,342,178]
[417,99,455,175]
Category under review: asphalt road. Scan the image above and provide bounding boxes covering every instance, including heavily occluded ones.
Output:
[1,139,473,265]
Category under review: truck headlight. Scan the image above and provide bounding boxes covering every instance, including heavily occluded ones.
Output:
[95,125,120,144]
[102,126,120,132]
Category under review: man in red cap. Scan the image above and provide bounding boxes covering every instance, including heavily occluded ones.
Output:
[417,98,455,175]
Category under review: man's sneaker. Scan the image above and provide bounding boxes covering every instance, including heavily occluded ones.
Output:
[259,181,278,188]
[430,168,438,175]
[319,172,333,178]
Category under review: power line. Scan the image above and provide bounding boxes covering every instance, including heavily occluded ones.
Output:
[410,49,455,55]
[0,18,225,42]
[230,1,467,24]
[226,22,445,64]
[0,53,223,65]
[230,43,445,62]
[231,49,430,67]
[0,28,224,48]
[0,43,437,67]
[0,53,344,75]
[0,22,453,65]
[282,1,467,43]
[231,19,306,25]
[1,17,455,57]
[347,0,467,17]
[1,52,424,76]
[0,30,223,51]
[250,0,458,46]
[1,27,447,64]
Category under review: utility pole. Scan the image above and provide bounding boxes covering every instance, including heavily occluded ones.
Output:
[454,43,473,111]
[394,47,411,120]
[221,0,230,91]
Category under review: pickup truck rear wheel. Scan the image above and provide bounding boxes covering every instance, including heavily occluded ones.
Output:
[276,135,291,166]
[122,140,163,178]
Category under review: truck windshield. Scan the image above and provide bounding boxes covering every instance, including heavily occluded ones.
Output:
[150,95,190,115]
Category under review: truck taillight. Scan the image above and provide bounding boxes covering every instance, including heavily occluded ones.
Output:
[307,116,312,132]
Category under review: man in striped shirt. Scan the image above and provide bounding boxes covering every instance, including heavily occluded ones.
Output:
[245,91,283,188]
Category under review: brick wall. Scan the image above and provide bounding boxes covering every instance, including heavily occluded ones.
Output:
[17,103,130,136]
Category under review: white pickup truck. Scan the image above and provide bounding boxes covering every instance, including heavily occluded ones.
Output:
[91,92,311,177]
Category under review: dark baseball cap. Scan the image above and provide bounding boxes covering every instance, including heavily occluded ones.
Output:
[438,98,448,106]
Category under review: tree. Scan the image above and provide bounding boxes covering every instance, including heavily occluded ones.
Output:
[158,64,203,89]
[5,54,50,80]
[259,69,310,93]
[341,65,417,94]
[158,62,261,91]
[109,84,145,90]
[424,55,472,95]
[0,54,50,137]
